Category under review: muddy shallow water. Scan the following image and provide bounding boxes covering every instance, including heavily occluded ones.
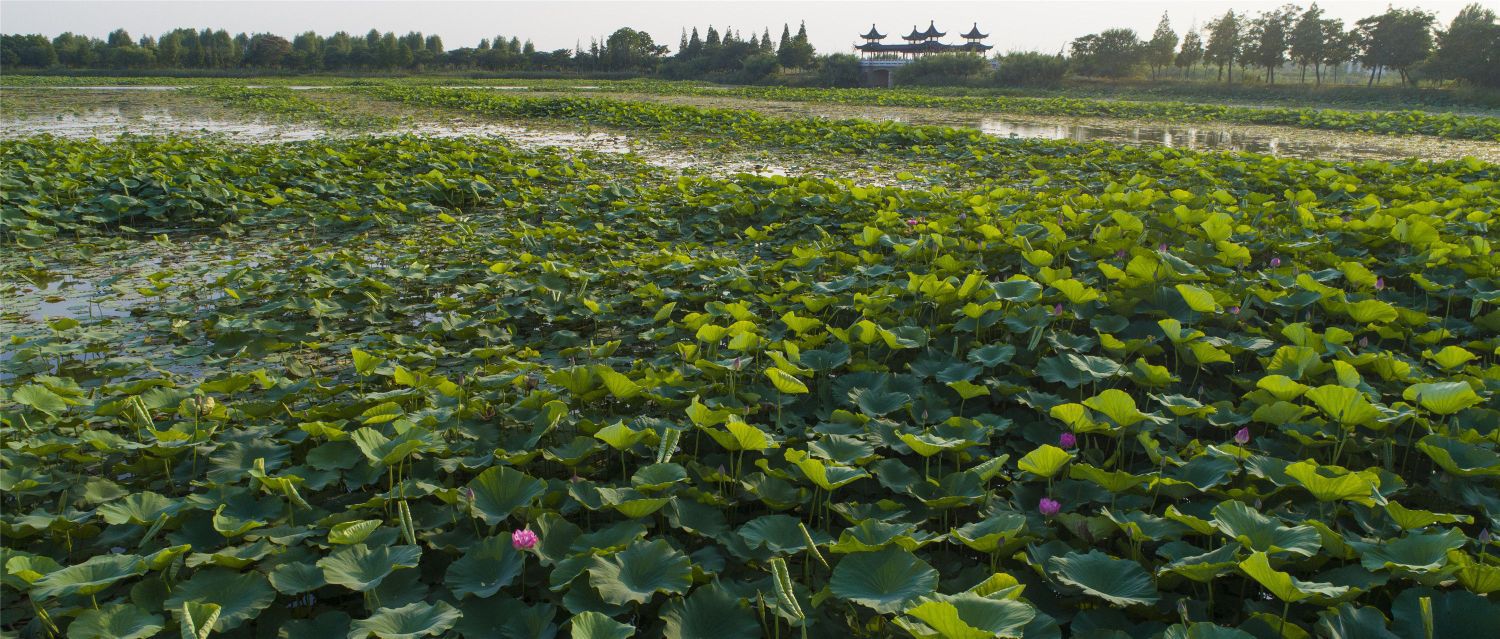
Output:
[555,91,1500,163]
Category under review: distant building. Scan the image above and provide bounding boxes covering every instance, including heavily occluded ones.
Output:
[855,21,992,59]
[855,21,992,87]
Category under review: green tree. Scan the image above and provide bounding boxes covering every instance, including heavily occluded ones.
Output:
[1247,5,1295,83]
[1145,12,1179,79]
[1356,7,1435,86]
[1205,10,1241,82]
[1070,28,1143,78]
[246,33,292,68]
[1431,3,1500,87]
[1289,4,1328,83]
[603,27,667,71]
[1175,28,1204,77]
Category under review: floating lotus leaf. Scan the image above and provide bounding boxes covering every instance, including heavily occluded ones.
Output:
[1211,500,1321,557]
[348,601,461,639]
[1238,552,1349,602]
[830,547,939,613]
[163,569,276,632]
[569,611,635,639]
[1048,550,1160,606]
[446,535,523,599]
[900,594,1036,639]
[589,539,693,606]
[318,544,422,592]
[466,465,546,525]
[661,584,760,639]
[32,554,147,599]
[65,603,164,639]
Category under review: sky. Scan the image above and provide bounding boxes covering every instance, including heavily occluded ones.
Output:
[1,1,1484,55]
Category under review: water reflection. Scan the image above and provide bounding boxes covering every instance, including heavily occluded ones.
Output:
[974,119,1307,157]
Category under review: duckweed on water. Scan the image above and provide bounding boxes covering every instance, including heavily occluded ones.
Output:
[1,96,1498,639]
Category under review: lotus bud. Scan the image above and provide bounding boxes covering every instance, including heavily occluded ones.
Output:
[1480,528,1492,545]
[1233,427,1251,446]
[1269,257,1281,268]
[1052,303,1064,317]
[1375,277,1385,291]
[1229,306,1240,315]
[511,528,539,551]
[1038,497,1061,516]
[1359,336,1369,348]
[1116,249,1127,259]
[1059,432,1077,449]
[906,218,919,227]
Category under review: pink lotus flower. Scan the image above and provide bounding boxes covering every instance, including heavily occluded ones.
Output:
[1233,427,1251,446]
[1116,249,1127,259]
[1059,432,1077,448]
[1375,277,1385,291]
[1052,303,1064,317]
[1229,306,1241,315]
[1269,257,1282,268]
[1038,498,1061,516]
[906,218,920,227]
[511,528,538,551]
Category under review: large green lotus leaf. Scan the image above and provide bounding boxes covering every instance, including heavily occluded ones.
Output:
[269,561,327,595]
[1303,385,1381,427]
[348,601,462,639]
[952,512,1028,553]
[1017,444,1073,479]
[1256,375,1310,401]
[1174,284,1219,313]
[163,568,276,632]
[447,535,523,599]
[1391,588,1500,639]
[65,603,163,639]
[661,584,760,639]
[1048,550,1160,607]
[1160,623,1257,639]
[1036,354,1120,388]
[588,539,693,606]
[1238,552,1348,603]
[1349,529,1466,573]
[96,491,183,525]
[1072,464,1148,494]
[350,427,431,467]
[1385,502,1472,530]
[851,387,911,417]
[280,612,353,639]
[1159,542,1241,582]
[739,514,823,553]
[32,554,147,599]
[1104,508,1187,542]
[455,596,558,639]
[1403,382,1484,415]
[329,520,384,545]
[1284,460,1378,503]
[467,465,546,525]
[1082,389,1156,428]
[830,547,938,613]
[1210,500,1320,557]
[1316,603,1398,639]
[318,544,422,592]
[902,594,1036,639]
[1415,435,1500,477]
[569,611,634,639]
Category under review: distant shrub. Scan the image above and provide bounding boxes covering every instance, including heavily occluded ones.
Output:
[815,54,862,88]
[893,54,990,86]
[994,51,1069,87]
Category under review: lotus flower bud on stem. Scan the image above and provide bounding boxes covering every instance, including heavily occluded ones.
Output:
[512,528,538,551]
[1038,498,1061,517]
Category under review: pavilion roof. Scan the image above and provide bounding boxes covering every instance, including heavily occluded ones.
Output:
[961,23,988,39]
[861,24,885,40]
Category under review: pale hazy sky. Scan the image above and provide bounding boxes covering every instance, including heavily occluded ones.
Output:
[1,1,1485,54]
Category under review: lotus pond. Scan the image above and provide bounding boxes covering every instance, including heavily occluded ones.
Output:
[2,84,1499,639]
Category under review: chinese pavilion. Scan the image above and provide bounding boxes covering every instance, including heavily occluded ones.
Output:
[856,21,992,58]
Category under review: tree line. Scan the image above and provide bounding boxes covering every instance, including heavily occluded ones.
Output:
[1068,3,1499,88]
[0,26,675,73]
[0,22,827,80]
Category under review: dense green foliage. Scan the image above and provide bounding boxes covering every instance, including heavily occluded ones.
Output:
[3,91,1498,638]
[395,81,1500,141]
